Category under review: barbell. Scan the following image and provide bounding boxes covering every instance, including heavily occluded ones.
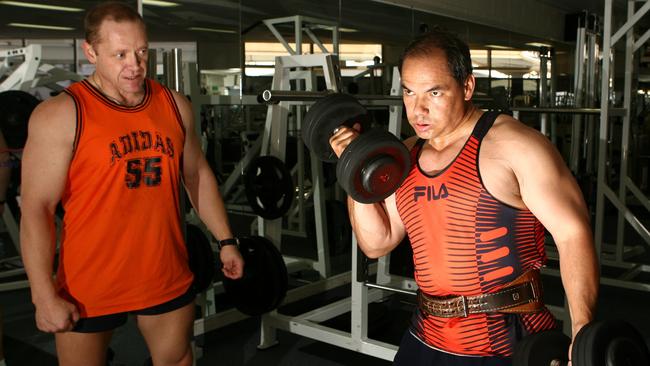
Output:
[512,319,649,366]
[302,93,410,203]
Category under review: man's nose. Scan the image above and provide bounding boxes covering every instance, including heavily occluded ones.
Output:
[414,95,429,115]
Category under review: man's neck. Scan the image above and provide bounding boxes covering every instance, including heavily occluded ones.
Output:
[428,104,479,151]
[89,74,144,107]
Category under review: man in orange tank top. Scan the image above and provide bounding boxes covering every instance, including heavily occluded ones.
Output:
[19,2,243,365]
[330,28,598,365]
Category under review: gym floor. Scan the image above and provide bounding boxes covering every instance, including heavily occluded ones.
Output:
[2,212,650,366]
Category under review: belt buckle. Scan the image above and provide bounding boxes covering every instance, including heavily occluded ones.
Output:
[458,295,468,317]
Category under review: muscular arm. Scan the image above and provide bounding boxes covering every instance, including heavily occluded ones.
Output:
[331,128,410,258]
[507,122,599,340]
[348,194,406,258]
[170,91,243,279]
[20,93,78,332]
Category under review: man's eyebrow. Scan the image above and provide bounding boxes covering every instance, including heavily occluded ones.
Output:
[426,85,443,92]
[400,84,444,92]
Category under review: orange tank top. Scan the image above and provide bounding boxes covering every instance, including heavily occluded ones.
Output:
[58,79,193,317]
[395,112,556,357]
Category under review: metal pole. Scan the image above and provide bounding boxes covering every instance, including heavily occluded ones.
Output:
[616,0,636,261]
[164,48,183,93]
[295,16,302,55]
[585,27,599,175]
[570,27,586,173]
[550,48,558,146]
[487,49,492,97]
[539,48,550,140]
[595,0,614,262]
[146,48,157,80]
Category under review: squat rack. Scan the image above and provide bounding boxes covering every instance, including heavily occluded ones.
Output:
[594,0,650,291]
[257,62,407,362]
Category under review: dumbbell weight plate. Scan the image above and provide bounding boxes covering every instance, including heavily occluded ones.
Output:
[511,330,570,366]
[302,93,369,163]
[606,337,648,366]
[572,320,649,366]
[337,129,410,203]
[185,223,216,293]
[222,236,288,316]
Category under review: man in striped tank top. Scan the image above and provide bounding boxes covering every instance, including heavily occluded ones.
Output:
[330,28,598,365]
[19,2,243,365]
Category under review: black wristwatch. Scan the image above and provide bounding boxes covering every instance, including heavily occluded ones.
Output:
[217,237,239,250]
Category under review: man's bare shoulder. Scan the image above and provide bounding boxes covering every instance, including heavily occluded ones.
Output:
[482,113,566,179]
[484,113,553,155]
[167,89,191,113]
[28,92,77,131]
[166,89,193,127]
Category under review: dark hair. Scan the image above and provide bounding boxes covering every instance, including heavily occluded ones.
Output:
[85,1,145,45]
[398,27,473,86]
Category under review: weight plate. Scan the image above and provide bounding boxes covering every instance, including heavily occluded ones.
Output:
[572,320,650,366]
[337,129,410,203]
[185,223,215,293]
[223,236,288,316]
[302,93,369,163]
[512,330,570,366]
[244,155,294,220]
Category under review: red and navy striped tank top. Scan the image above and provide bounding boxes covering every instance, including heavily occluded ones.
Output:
[395,111,556,356]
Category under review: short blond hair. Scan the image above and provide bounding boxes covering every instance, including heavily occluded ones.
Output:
[84,1,145,45]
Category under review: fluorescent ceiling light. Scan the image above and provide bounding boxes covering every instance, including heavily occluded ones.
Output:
[142,0,179,7]
[484,44,512,50]
[8,22,74,31]
[525,42,553,48]
[188,27,236,34]
[0,1,83,12]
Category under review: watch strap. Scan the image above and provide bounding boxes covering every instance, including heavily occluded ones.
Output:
[218,237,239,249]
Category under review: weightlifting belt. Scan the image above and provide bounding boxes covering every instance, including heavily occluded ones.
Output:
[417,270,544,318]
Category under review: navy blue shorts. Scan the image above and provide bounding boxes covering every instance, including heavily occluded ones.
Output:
[393,331,512,366]
[72,286,195,333]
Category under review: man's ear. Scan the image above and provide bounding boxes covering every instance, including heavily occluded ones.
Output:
[82,41,97,64]
[463,74,475,101]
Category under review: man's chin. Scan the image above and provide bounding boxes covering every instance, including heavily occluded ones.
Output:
[121,80,145,92]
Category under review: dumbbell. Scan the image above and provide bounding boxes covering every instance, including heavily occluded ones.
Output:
[302,93,410,203]
[512,319,649,366]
